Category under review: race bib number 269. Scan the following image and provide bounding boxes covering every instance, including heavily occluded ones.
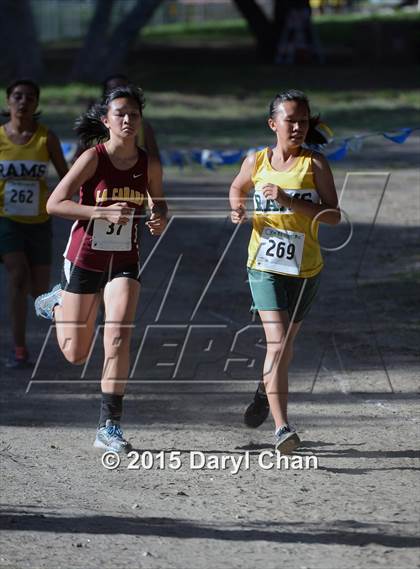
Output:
[255,228,305,276]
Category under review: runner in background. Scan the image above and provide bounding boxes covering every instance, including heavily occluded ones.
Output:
[0,79,68,368]
[35,85,168,453]
[229,90,340,453]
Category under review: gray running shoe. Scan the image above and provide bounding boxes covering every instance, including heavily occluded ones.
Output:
[275,424,301,454]
[94,420,132,454]
[35,284,62,320]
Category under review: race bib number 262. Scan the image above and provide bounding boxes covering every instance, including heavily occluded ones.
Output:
[4,179,40,216]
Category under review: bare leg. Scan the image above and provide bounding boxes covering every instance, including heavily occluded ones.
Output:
[30,264,50,299]
[2,252,30,348]
[101,277,140,395]
[259,310,302,430]
[54,291,101,365]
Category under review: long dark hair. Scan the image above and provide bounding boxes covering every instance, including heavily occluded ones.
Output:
[74,85,145,147]
[269,89,328,145]
[1,78,41,119]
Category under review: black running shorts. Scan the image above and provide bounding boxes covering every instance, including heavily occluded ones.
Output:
[61,259,141,294]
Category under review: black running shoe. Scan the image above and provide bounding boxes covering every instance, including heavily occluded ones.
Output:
[244,384,269,428]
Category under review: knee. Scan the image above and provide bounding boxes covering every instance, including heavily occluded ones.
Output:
[62,350,88,365]
[104,327,132,354]
[266,342,285,359]
[59,339,89,365]
[266,340,293,364]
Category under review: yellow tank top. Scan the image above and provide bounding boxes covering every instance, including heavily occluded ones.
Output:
[0,123,50,224]
[247,147,323,278]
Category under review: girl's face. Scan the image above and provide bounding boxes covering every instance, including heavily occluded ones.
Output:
[268,100,309,147]
[7,84,39,119]
[102,97,142,139]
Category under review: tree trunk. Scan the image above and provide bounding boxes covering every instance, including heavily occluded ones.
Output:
[71,0,115,81]
[71,0,164,82]
[95,0,165,80]
[232,0,274,58]
[0,0,43,79]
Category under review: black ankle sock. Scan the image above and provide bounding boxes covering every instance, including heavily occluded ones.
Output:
[99,393,123,427]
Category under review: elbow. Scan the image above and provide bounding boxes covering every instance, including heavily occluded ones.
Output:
[317,207,341,226]
[46,196,57,216]
[330,209,341,225]
[324,207,341,226]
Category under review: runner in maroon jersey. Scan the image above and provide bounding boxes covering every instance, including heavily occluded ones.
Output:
[35,85,168,453]
[63,141,147,272]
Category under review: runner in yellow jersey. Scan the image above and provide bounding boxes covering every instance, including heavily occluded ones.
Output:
[0,79,68,368]
[229,90,340,453]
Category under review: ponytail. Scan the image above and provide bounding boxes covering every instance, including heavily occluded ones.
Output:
[305,115,328,144]
[74,102,109,147]
[306,116,331,145]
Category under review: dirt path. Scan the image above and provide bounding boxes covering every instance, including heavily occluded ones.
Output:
[1,137,419,569]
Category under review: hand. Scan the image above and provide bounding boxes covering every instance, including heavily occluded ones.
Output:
[230,204,247,224]
[262,184,288,206]
[100,202,132,225]
[146,212,168,236]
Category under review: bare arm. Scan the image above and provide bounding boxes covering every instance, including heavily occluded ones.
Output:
[46,148,131,225]
[145,155,168,236]
[229,154,255,223]
[311,153,341,225]
[143,121,164,215]
[47,130,69,179]
[146,155,164,211]
[262,153,341,225]
[143,120,161,164]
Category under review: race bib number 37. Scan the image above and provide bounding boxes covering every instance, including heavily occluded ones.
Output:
[255,228,305,276]
[4,180,40,216]
[92,210,134,251]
